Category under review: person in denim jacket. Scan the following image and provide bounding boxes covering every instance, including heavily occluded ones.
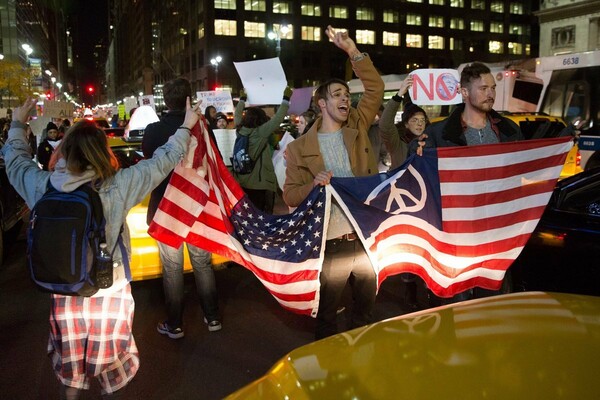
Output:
[2,97,199,399]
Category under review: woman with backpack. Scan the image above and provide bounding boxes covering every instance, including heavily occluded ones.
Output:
[232,86,292,212]
[1,98,200,399]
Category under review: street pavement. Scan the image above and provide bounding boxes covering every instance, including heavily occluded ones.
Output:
[0,226,418,399]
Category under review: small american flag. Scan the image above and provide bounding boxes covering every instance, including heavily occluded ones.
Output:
[149,120,572,315]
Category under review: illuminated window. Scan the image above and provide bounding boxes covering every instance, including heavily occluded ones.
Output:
[301,26,321,41]
[301,2,321,16]
[215,0,235,10]
[406,34,423,48]
[215,19,237,36]
[472,0,485,10]
[470,20,484,32]
[383,31,400,46]
[274,23,293,39]
[198,23,205,39]
[490,22,503,33]
[508,42,522,55]
[429,16,444,28]
[407,14,422,26]
[273,1,290,13]
[450,37,463,50]
[356,7,374,21]
[491,1,504,12]
[430,0,444,5]
[329,6,347,19]
[489,40,504,54]
[356,30,375,45]
[407,0,422,2]
[244,0,265,11]
[383,10,398,24]
[450,0,464,7]
[450,18,464,29]
[525,44,530,55]
[510,24,524,35]
[244,21,266,37]
[510,2,523,15]
[429,35,444,49]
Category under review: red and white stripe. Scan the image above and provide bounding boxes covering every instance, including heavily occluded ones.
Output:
[364,137,572,297]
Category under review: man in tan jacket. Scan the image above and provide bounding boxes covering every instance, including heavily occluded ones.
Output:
[283,26,384,340]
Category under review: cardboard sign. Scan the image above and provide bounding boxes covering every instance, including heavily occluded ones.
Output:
[43,101,74,119]
[409,69,462,106]
[197,90,234,114]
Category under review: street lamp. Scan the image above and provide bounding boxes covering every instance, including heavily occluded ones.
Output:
[210,55,222,89]
[21,44,33,90]
[268,25,290,57]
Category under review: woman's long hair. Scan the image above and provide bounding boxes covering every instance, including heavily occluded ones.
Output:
[54,120,119,184]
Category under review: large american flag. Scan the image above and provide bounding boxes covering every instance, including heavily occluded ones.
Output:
[149,120,572,316]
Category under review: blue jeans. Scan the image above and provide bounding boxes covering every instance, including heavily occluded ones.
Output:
[158,241,219,328]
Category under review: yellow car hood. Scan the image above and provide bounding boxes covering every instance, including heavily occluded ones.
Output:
[227,292,600,399]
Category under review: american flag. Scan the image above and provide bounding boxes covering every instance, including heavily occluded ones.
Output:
[149,120,572,315]
[329,136,573,297]
[148,121,329,316]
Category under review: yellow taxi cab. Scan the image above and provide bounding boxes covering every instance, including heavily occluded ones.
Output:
[108,136,226,280]
[226,291,600,399]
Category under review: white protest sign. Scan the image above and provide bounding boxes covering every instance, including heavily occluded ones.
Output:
[409,69,462,106]
[197,90,234,114]
[29,116,52,137]
[138,95,156,110]
[0,108,7,119]
[212,128,237,166]
[124,97,138,115]
[43,101,74,119]
[233,58,287,105]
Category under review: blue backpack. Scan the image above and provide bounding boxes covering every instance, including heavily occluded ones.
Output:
[27,183,127,296]
[231,133,254,174]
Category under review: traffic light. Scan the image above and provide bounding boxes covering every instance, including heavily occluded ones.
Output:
[87,85,95,94]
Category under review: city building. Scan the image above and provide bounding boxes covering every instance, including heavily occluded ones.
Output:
[535,0,600,56]
[107,0,540,106]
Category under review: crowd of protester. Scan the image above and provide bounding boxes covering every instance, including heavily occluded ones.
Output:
[0,23,529,399]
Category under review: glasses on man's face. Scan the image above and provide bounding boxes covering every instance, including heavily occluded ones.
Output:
[409,118,426,124]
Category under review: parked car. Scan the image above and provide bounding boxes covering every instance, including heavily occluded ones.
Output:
[108,136,195,280]
[509,167,600,296]
[0,155,29,266]
[502,112,582,179]
[225,291,600,399]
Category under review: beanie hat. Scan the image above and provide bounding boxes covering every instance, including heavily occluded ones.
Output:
[46,122,59,131]
[215,112,227,122]
[401,104,427,124]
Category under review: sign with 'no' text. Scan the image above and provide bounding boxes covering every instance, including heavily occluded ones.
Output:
[409,69,462,106]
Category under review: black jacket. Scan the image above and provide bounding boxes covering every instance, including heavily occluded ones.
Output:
[141,110,220,224]
[409,104,523,153]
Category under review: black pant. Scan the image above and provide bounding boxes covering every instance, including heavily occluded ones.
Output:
[315,239,377,340]
[243,188,275,213]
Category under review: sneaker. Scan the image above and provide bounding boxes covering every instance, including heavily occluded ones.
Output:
[203,317,222,332]
[157,321,184,339]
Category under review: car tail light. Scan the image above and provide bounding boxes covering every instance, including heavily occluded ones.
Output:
[576,148,581,167]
